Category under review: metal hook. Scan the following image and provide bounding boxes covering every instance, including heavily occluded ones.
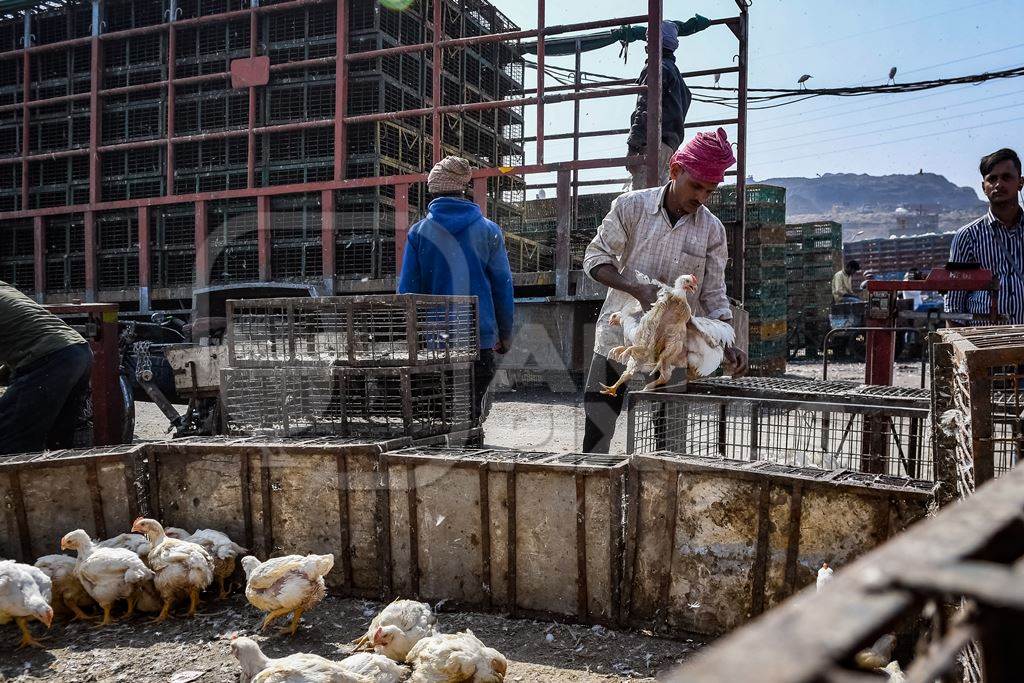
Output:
[732,54,739,63]
[176,7,183,18]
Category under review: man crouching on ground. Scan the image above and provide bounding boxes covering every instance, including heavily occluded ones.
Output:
[581,127,747,454]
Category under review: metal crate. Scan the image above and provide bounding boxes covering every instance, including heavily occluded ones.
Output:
[932,325,1024,498]
[221,364,475,439]
[628,389,934,481]
[228,295,478,367]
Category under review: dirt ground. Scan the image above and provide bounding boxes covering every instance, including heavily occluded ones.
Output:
[0,595,700,682]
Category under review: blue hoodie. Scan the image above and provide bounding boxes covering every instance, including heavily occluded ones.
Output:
[397,197,515,349]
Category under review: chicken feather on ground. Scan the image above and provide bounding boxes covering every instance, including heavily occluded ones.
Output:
[231,636,386,683]
[61,528,155,625]
[0,560,53,648]
[405,630,507,683]
[131,518,214,621]
[96,532,152,562]
[354,598,437,662]
[34,554,95,621]
[601,272,735,395]
[241,554,334,636]
[166,527,247,599]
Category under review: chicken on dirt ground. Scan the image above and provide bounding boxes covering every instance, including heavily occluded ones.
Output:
[355,598,437,662]
[34,554,96,622]
[61,528,156,626]
[241,554,334,636]
[131,518,214,622]
[165,527,247,599]
[405,629,507,683]
[339,652,410,682]
[0,560,53,648]
[232,636,381,683]
[96,532,152,562]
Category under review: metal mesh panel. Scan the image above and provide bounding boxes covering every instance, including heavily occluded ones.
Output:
[228,294,478,367]
[0,218,35,292]
[152,204,196,288]
[44,213,86,293]
[629,392,934,481]
[97,209,140,290]
[270,194,322,281]
[221,364,474,438]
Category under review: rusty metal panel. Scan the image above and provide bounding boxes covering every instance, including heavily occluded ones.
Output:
[0,471,17,559]
[625,453,932,637]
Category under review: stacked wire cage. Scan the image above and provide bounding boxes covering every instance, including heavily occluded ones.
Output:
[709,184,788,376]
[785,221,842,359]
[221,294,479,439]
[0,0,526,301]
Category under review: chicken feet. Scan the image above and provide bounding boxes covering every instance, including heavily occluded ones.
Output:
[16,617,46,648]
[152,598,174,623]
[95,603,117,627]
[280,608,305,637]
[260,606,294,632]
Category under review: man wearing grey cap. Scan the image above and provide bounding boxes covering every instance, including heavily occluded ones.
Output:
[626,20,691,189]
[398,156,515,423]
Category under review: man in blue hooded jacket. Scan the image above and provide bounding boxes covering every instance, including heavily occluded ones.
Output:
[397,156,515,422]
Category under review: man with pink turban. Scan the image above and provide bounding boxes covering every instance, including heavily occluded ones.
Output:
[581,127,747,453]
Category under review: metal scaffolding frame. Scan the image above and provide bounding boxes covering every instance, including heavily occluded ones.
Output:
[0,0,749,310]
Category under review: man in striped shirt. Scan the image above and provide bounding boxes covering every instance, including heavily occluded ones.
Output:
[946,148,1024,325]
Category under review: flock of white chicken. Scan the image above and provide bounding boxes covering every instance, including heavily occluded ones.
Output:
[0,518,507,682]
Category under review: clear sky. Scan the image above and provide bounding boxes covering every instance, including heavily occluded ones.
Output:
[495,0,1024,199]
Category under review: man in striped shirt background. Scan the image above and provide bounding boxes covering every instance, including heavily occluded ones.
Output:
[946,148,1024,325]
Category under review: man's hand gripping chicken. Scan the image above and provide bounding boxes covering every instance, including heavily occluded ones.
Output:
[598,271,736,396]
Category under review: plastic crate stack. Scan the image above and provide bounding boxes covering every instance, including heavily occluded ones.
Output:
[786,222,842,358]
[708,184,788,377]
[516,191,619,271]
[222,294,480,439]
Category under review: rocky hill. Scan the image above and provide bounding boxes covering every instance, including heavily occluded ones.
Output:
[759,172,986,215]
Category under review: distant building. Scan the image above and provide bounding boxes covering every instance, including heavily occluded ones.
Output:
[893,206,940,235]
[844,231,954,280]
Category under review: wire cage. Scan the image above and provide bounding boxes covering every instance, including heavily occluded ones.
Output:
[628,382,934,481]
[931,325,1024,498]
[227,294,478,367]
[220,363,475,439]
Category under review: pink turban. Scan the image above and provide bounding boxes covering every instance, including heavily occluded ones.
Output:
[670,127,736,184]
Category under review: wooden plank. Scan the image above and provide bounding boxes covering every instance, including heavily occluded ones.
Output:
[85,460,108,540]
[575,472,589,621]
[750,483,773,616]
[9,469,32,562]
[407,464,421,598]
[478,465,492,610]
[336,451,353,591]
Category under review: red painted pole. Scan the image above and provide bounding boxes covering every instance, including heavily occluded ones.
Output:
[332,0,347,181]
[473,176,487,214]
[33,215,44,301]
[394,183,410,276]
[535,0,545,164]
[137,206,150,311]
[247,9,257,187]
[644,0,662,188]
[431,0,441,164]
[257,194,271,281]
[20,15,30,210]
[166,22,176,194]
[88,6,101,206]
[321,189,335,292]
[84,210,96,302]
[91,304,122,445]
[195,200,209,287]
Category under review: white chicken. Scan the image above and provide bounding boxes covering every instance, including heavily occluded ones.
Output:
[815,562,834,593]
[61,528,156,625]
[600,272,736,396]
[34,554,95,621]
[97,532,152,562]
[231,636,377,683]
[241,553,334,635]
[0,560,53,648]
[166,527,247,599]
[339,653,409,682]
[131,518,214,621]
[405,630,507,683]
[355,599,437,662]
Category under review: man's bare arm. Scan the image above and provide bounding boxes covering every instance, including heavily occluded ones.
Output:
[590,264,659,311]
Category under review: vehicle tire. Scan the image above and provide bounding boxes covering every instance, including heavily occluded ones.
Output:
[119,372,136,444]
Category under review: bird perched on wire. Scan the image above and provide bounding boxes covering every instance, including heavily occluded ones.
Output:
[713,72,721,87]
[888,66,897,84]
[797,74,812,89]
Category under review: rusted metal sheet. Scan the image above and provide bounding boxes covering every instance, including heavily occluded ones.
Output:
[230,56,271,88]
[624,453,933,637]
[0,446,141,562]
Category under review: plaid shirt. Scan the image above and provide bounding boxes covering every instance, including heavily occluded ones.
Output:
[946,208,1024,325]
[583,185,732,357]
